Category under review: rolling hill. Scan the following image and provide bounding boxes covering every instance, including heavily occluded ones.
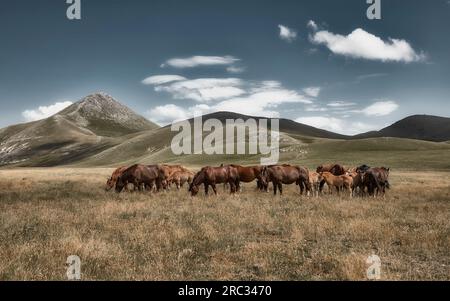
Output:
[1,92,449,169]
[354,115,450,142]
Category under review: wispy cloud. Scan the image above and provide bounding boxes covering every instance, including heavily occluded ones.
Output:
[295,116,378,135]
[144,75,313,124]
[327,101,357,108]
[309,23,425,63]
[226,66,245,74]
[303,87,321,98]
[161,55,240,68]
[22,101,73,122]
[278,25,297,43]
[142,75,186,85]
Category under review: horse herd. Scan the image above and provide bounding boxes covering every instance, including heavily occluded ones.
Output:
[106,163,391,198]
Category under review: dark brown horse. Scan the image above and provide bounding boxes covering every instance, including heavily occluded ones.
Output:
[362,167,390,197]
[189,165,240,196]
[116,164,164,193]
[260,164,310,195]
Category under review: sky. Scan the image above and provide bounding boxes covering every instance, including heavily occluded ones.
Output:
[0,0,449,135]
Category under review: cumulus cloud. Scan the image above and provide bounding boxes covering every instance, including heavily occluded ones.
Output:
[360,100,399,116]
[303,87,321,98]
[142,75,186,85]
[22,101,73,122]
[295,116,377,135]
[310,26,425,63]
[278,25,297,42]
[161,55,239,68]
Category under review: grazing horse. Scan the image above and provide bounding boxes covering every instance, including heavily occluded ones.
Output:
[230,165,266,191]
[168,171,194,189]
[261,165,310,196]
[308,172,321,197]
[106,166,128,191]
[189,166,240,196]
[116,164,164,193]
[363,167,390,197]
[319,172,353,197]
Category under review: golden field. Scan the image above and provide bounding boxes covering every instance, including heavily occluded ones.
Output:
[0,168,449,280]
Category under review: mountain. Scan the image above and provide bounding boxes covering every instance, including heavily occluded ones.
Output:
[0,93,158,166]
[354,115,450,142]
[1,93,449,168]
[169,111,349,140]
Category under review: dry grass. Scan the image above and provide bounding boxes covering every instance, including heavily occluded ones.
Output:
[0,168,449,280]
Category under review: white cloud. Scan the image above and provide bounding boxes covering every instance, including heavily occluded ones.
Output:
[161,55,239,68]
[295,116,378,135]
[226,66,245,74]
[307,20,318,31]
[153,78,246,103]
[145,75,314,123]
[305,106,328,112]
[278,25,297,43]
[310,27,425,63]
[22,101,73,122]
[360,100,399,116]
[142,75,186,85]
[303,87,321,97]
[327,101,357,108]
[213,88,311,118]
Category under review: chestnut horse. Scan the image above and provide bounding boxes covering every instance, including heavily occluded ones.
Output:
[261,164,310,195]
[106,166,128,191]
[189,165,240,196]
[319,172,353,197]
[317,163,347,192]
[116,164,164,193]
[230,165,266,191]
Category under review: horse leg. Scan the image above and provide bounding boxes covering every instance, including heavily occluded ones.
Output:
[205,183,209,196]
[278,183,283,195]
[273,182,278,195]
[212,184,218,195]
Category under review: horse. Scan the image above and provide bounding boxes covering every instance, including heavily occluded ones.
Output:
[317,163,347,192]
[106,166,128,191]
[308,172,321,197]
[189,165,240,196]
[168,170,195,189]
[319,172,353,197]
[230,165,266,191]
[363,167,390,197]
[260,164,310,196]
[116,164,164,193]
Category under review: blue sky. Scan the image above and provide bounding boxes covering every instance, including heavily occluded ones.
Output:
[0,0,449,134]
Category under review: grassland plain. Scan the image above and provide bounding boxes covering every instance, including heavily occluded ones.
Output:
[0,167,449,280]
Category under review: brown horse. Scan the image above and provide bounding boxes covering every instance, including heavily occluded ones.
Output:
[317,163,347,192]
[168,170,195,189]
[230,165,265,191]
[308,172,321,197]
[189,165,240,196]
[106,166,128,191]
[116,164,164,193]
[261,164,310,195]
[319,172,353,197]
[362,167,390,197]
